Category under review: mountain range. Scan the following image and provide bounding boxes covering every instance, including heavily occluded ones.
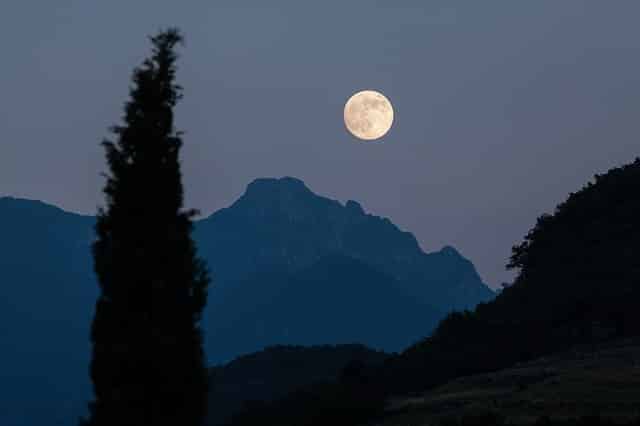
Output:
[218,159,640,426]
[0,176,493,426]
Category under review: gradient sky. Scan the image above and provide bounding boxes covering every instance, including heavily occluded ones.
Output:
[2,1,639,287]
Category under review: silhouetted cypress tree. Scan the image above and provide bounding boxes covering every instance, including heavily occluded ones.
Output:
[85,29,209,426]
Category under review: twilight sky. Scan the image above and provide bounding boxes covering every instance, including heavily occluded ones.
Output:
[2,1,639,287]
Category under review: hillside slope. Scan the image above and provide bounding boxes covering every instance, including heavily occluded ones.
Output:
[204,254,442,361]
[207,344,388,426]
[388,159,640,393]
[0,197,97,425]
[383,338,640,425]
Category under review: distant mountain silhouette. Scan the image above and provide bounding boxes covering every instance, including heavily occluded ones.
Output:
[0,177,492,426]
[197,177,493,360]
[199,178,491,312]
[204,253,442,363]
[0,197,97,426]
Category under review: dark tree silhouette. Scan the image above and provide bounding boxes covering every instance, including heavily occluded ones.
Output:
[85,29,210,426]
[382,158,640,394]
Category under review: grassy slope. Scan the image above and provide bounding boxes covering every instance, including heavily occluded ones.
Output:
[380,338,640,425]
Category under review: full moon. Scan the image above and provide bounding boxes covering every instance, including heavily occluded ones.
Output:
[344,90,394,141]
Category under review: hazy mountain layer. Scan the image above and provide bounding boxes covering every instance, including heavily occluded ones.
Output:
[0,177,492,426]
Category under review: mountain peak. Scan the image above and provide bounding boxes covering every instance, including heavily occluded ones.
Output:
[242,176,313,201]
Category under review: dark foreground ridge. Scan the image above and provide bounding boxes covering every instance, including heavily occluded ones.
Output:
[207,344,389,425]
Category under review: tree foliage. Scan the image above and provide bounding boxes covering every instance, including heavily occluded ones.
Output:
[387,158,640,392]
[85,29,210,426]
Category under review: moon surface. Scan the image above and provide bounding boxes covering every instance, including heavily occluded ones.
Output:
[344,90,394,141]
